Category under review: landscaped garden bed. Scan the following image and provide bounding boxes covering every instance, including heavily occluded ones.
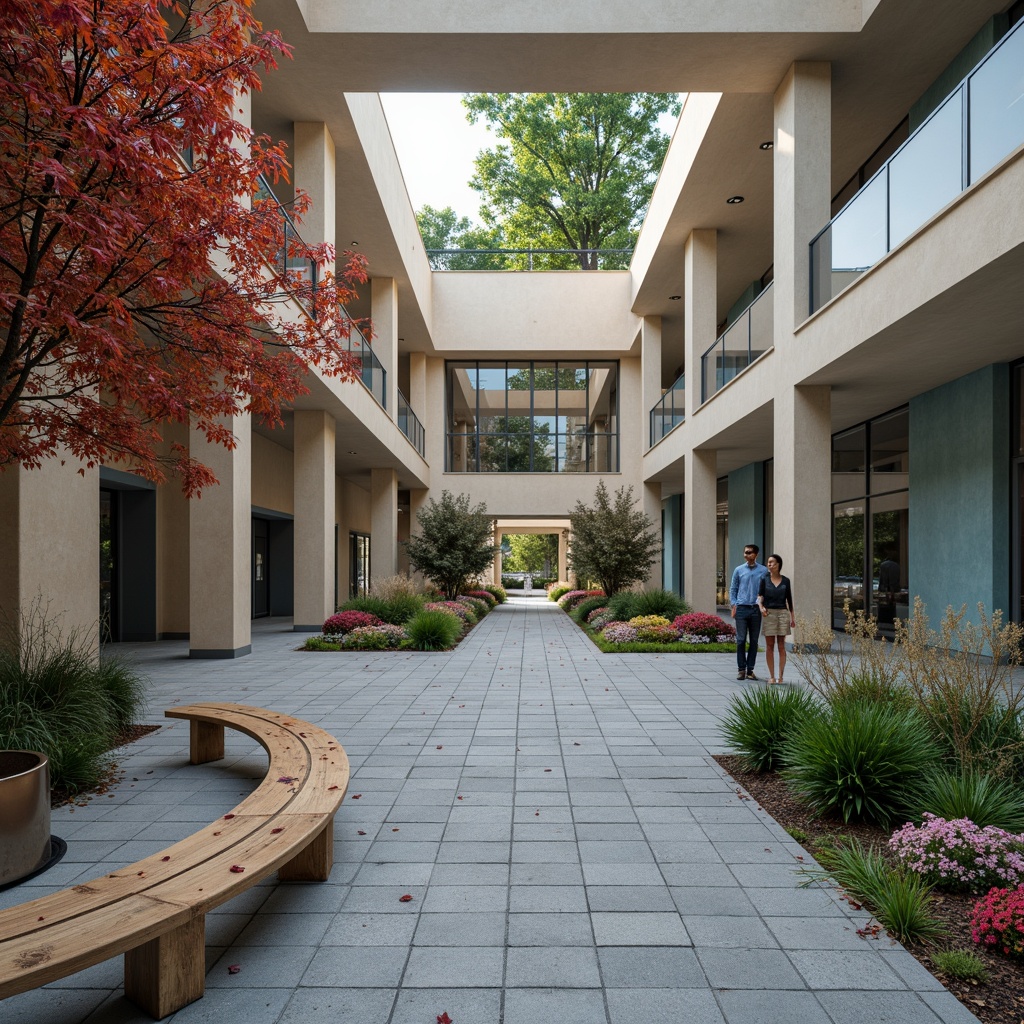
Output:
[715,602,1024,1024]
[549,582,736,654]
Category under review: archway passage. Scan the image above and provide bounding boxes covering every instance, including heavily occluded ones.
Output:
[491,519,570,592]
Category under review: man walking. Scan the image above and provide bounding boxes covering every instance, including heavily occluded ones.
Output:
[730,543,769,681]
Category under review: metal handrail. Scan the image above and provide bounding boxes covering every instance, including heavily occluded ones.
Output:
[255,175,318,294]
[397,389,425,457]
[648,374,685,448]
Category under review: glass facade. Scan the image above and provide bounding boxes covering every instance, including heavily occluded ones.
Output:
[831,408,910,630]
[447,361,619,473]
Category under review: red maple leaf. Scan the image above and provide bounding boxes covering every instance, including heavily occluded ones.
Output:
[437,1013,454,1024]
[399,894,413,902]
[229,865,245,873]
[227,964,241,975]
[350,794,361,799]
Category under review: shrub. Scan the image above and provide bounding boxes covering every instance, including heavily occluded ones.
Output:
[0,612,146,797]
[370,573,421,601]
[458,596,490,618]
[889,815,1024,892]
[971,885,1024,959]
[674,612,735,639]
[588,610,614,631]
[720,686,820,773]
[914,769,1024,832]
[482,584,508,603]
[601,622,639,644]
[533,577,556,589]
[501,576,525,590]
[930,948,990,983]
[548,583,573,602]
[783,701,941,825]
[559,589,604,611]
[465,589,498,608]
[323,610,382,636]
[405,610,463,651]
[626,615,676,642]
[339,594,423,625]
[303,636,341,652]
[573,595,610,623]
[423,602,464,621]
[607,588,688,623]
[812,839,946,944]
[342,624,407,650]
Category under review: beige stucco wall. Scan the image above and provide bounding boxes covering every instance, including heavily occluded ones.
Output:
[156,422,191,636]
[252,434,295,515]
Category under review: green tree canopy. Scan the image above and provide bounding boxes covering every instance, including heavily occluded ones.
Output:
[405,490,498,599]
[503,534,558,574]
[463,93,681,270]
[415,204,509,270]
[568,482,661,595]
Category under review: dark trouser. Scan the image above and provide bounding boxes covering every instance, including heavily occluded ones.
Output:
[735,605,761,673]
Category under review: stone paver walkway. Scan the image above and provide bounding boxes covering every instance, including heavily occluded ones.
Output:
[2,598,977,1024]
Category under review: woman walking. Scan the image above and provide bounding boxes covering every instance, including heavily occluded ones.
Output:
[756,554,795,684]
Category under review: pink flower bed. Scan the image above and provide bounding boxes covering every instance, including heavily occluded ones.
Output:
[558,589,605,610]
[971,885,1024,958]
[673,612,735,639]
[601,622,639,644]
[322,610,383,636]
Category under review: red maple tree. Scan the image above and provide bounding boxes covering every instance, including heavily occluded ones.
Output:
[0,0,369,495]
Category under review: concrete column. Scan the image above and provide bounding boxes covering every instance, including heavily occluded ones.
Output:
[293,410,336,630]
[409,352,427,424]
[370,467,398,580]
[371,277,399,416]
[774,385,832,629]
[493,528,503,585]
[641,316,662,447]
[684,229,717,406]
[642,482,663,589]
[774,62,831,333]
[188,413,252,658]
[684,448,718,613]
[293,122,336,277]
[0,460,98,652]
[156,421,190,639]
[558,530,569,583]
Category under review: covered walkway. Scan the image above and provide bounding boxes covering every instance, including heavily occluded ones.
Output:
[2,598,971,1024]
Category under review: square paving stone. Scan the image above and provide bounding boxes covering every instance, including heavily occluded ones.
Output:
[582,863,665,886]
[586,886,675,912]
[696,948,806,989]
[507,912,594,946]
[279,987,396,1023]
[510,863,585,885]
[421,885,508,913]
[606,988,726,1024]
[597,946,706,987]
[744,886,846,917]
[816,990,944,1024]
[429,862,510,885]
[234,913,333,947]
[509,885,589,913]
[207,945,317,987]
[322,913,418,946]
[301,946,407,988]
[763,916,876,950]
[577,841,655,864]
[670,886,758,917]
[715,989,835,1024]
[511,842,580,863]
[591,912,690,946]
[162,986,293,1024]
[505,946,601,987]
[413,911,506,946]
[402,947,504,987]
[503,988,607,1024]
[788,950,906,990]
[681,915,781,949]
[390,988,501,1024]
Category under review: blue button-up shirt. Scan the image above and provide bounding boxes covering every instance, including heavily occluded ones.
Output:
[730,561,768,605]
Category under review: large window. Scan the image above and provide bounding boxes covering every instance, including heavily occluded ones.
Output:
[831,408,910,631]
[447,361,618,473]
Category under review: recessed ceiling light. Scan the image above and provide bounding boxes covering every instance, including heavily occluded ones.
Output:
[350,240,359,245]
[759,141,774,150]
[669,295,682,301]
[726,195,745,204]
[347,450,358,455]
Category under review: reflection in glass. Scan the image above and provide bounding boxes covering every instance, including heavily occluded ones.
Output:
[749,286,774,360]
[870,408,910,487]
[871,494,909,629]
[832,425,867,502]
[716,478,729,606]
[969,23,1024,184]
[833,503,866,628]
[830,172,887,277]
[889,92,963,248]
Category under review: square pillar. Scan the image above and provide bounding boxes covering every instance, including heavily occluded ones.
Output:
[409,352,427,424]
[371,277,399,415]
[774,62,831,332]
[641,316,662,446]
[684,448,718,613]
[774,385,832,626]
[684,229,717,406]
[558,530,569,583]
[0,460,98,653]
[293,410,336,630]
[643,482,663,589]
[370,467,398,580]
[493,528,503,585]
[293,122,337,275]
[188,413,252,658]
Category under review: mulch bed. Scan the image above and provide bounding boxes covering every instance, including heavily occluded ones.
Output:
[714,755,1024,1024]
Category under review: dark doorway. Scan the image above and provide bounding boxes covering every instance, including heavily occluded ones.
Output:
[350,532,370,598]
[253,519,269,618]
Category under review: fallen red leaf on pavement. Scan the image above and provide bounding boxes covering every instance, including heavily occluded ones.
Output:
[357,830,367,835]
[227,964,241,974]
[392,828,400,832]
[351,794,361,799]
[436,745,443,749]
[223,814,235,819]
[328,785,339,790]
[161,856,171,862]
[229,865,245,873]
[544,769,552,772]
[437,1013,453,1024]
[399,894,413,902]
[271,828,283,834]
[457,796,463,800]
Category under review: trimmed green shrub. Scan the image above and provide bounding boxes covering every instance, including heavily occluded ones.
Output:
[482,584,508,603]
[720,686,820,773]
[608,588,689,623]
[783,701,941,825]
[0,619,146,797]
[548,584,573,602]
[825,669,915,714]
[303,636,342,652]
[405,610,463,651]
[914,768,1024,832]
[930,948,989,983]
[458,596,490,618]
[465,589,498,608]
[501,576,525,590]
[812,838,946,944]
[573,595,610,623]
[339,594,423,625]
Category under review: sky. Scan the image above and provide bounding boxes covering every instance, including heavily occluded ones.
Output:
[379,93,682,226]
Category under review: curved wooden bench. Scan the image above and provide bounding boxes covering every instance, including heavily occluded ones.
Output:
[0,703,349,1019]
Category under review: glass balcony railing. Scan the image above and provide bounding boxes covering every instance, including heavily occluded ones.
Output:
[254,176,318,294]
[649,374,685,448]
[338,310,386,410]
[397,389,425,457]
[810,18,1024,312]
[700,283,774,404]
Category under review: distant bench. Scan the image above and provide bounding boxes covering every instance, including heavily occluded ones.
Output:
[0,703,349,1019]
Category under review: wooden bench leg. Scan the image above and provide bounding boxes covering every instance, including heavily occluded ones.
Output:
[124,915,205,1019]
[278,818,334,882]
[189,721,224,764]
